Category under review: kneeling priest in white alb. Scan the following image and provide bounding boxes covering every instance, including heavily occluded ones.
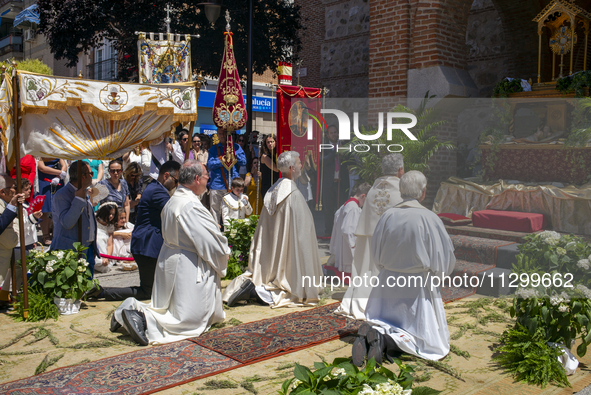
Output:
[355,171,455,364]
[112,161,229,345]
[222,151,323,308]
[335,153,404,320]
[327,182,371,274]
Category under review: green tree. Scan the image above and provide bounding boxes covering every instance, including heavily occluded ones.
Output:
[2,58,53,75]
[348,93,456,185]
[37,0,303,81]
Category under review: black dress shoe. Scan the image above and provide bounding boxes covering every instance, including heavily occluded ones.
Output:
[121,309,149,346]
[352,322,372,367]
[366,328,386,365]
[110,313,121,332]
[227,279,256,307]
[84,283,103,299]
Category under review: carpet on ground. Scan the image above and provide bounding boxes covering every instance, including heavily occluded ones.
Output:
[440,235,515,302]
[189,303,362,363]
[0,303,360,395]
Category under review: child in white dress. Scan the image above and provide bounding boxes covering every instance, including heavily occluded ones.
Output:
[95,202,116,273]
[112,208,137,270]
[221,177,253,228]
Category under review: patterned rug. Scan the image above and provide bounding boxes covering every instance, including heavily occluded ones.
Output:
[440,236,515,302]
[445,224,532,243]
[189,303,361,363]
[0,340,240,395]
[0,304,360,394]
[451,235,515,267]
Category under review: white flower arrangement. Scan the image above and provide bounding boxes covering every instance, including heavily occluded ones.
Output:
[576,284,591,299]
[578,259,590,270]
[515,288,540,299]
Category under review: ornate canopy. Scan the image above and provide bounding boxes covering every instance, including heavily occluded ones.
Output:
[533,0,591,82]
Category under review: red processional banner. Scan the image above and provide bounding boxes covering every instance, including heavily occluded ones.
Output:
[276,85,323,182]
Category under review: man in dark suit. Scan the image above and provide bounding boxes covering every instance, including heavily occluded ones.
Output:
[321,125,350,236]
[89,161,181,301]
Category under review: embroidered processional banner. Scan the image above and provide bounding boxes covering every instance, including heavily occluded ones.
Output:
[138,33,192,84]
[212,14,247,171]
[0,71,199,163]
[276,85,322,172]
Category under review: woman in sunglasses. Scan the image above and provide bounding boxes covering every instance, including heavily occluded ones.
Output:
[99,160,131,221]
[189,134,209,164]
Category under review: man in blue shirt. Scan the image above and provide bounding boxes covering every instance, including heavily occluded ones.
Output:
[207,128,246,225]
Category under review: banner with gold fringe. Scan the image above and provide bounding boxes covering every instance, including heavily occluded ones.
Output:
[0,70,199,163]
[138,33,192,84]
[212,11,247,171]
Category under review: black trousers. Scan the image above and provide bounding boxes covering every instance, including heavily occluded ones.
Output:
[100,254,157,301]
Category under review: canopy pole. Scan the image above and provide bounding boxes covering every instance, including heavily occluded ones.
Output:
[11,62,28,318]
[77,161,82,245]
[184,121,195,162]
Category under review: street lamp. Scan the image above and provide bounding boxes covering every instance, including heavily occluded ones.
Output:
[199,1,223,25]
[198,0,254,136]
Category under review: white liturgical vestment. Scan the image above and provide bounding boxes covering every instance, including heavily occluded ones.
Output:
[329,198,362,273]
[335,176,402,320]
[223,178,322,307]
[366,199,456,360]
[115,185,230,345]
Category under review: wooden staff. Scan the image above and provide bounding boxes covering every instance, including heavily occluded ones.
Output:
[255,133,263,214]
[11,62,29,317]
[77,73,83,250]
[184,121,195,162]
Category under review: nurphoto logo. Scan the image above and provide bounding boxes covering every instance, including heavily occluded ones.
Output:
[306,109,418,152]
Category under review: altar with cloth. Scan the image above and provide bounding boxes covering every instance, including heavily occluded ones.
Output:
[432,177,591,235]
[480,144,591,184]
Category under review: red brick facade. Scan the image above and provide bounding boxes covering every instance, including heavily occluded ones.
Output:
[295,0,591,203]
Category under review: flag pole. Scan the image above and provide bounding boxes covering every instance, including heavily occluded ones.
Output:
[11,61,28,318]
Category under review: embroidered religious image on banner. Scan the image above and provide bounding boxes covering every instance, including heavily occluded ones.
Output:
[276,85,322,172]
[138,33,192,84]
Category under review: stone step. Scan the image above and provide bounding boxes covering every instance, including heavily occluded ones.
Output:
[496,243,520,270]
[476,267,514,297]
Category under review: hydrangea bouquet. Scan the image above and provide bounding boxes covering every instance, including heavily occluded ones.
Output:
[278,357,440,395]
[510,231,591,358]
[223,215,259,280]
[26,242,97,301]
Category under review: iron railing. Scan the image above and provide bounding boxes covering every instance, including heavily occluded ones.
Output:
[86,57,118,81]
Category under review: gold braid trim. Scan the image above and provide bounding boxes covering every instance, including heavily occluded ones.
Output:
[277,85,322,98]
[20,100,198,123]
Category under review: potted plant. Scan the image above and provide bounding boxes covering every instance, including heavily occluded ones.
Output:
[223,216,259,280]
[26,242,98,315]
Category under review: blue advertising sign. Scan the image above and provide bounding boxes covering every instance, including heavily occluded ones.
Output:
[200,124,218,135]
[197,91,275,113]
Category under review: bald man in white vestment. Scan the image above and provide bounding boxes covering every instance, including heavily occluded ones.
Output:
[113,161,230,346]
[328,182,371,274]
[354,171,456,364]
[334,154,404,320]
[223,151,323,308]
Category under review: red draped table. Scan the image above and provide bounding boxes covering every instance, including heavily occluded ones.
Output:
[481,144,591,184]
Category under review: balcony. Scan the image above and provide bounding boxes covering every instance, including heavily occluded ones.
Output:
[0,0,23,20]
[0,34,22,59]
[86,57,118,81]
